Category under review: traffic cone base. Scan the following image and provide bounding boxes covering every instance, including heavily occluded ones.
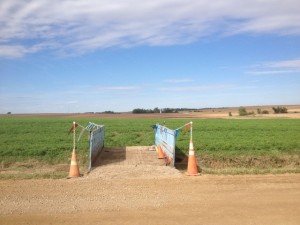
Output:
[186,139,200,176]
[186,154,200,176]
[157,145,165,159]
[68,149,80,178]
[164,156,171,166]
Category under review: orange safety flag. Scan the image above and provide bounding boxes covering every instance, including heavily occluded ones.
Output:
[68,123,78,134]
[184,123,191,133]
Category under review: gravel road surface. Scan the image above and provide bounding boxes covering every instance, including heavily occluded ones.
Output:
[1,173,300,225]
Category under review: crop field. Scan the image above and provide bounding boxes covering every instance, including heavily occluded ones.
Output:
[0,116,300,176]
[1,115,300,224]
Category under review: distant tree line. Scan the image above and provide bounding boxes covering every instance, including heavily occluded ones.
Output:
[272,106,288,114]
[102,111,116,114]
[239,106,288,116]
[238,107,255,116]
[132,107,235,114]
[84,111,117,114]
[257,108,269,114]
[132,107,182,114]
[137,107,160,113]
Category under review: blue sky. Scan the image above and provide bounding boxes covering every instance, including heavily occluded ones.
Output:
[0,0,300,113]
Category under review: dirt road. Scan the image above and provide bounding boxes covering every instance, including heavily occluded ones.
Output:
[1,173,300,225]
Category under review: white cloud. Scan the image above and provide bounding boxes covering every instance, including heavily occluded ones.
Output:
[97,86,140,91]
[0,45,27,58]
[159,84,233,91]
[164,79,193,83]
[247,58,300,75]
[247,70,296,75]
[1,0,300,58]
[266,59,300,68]
[64,101,78,105]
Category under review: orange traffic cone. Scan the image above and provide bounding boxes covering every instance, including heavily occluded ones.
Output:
[68,149,80,178]
[164,156,171,166]
[157,145,165,159]
[186,139,200,176]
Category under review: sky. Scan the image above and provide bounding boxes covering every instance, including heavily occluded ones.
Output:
[0,0,300,113]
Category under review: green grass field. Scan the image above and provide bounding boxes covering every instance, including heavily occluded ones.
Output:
[0,116,300,176]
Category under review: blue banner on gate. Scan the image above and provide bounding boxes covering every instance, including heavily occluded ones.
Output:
[89,125,104,171]
[155,124,176,166]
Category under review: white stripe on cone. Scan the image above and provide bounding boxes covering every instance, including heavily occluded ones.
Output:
[189,139,194,150]
[189,150,195,156]
[189,139,195,155]
[70,160,78,166]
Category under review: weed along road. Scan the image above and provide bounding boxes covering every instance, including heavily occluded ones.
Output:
[0,174,300,225]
